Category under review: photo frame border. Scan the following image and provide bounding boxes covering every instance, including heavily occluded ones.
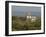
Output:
[5,1,45,36]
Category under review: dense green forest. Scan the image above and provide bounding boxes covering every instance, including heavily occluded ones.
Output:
[12,16,41,31]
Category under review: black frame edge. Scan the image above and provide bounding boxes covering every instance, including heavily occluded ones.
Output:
[5,1,45,4]
[5,1,9,36]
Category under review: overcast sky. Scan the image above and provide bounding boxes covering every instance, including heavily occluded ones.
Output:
[12,5,41,16]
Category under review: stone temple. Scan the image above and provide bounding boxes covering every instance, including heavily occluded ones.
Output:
[25,12,36,22]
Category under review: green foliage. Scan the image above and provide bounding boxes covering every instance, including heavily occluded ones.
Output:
[12,16,41,31]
